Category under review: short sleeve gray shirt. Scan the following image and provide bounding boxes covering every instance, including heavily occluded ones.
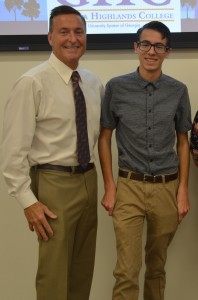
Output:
[101,70,192,175]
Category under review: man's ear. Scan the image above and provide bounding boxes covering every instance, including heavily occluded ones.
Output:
[48,32,52,47]
[165,47,172,58]
[134,42,138,54]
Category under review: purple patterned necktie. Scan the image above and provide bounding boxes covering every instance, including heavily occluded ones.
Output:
[71,71,90,169]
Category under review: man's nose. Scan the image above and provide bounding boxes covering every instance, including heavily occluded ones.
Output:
[148,45,156,54]
[67,32,77,42]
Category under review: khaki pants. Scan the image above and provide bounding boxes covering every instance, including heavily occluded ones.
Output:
[112,172,178,300]
[30,167,98,300]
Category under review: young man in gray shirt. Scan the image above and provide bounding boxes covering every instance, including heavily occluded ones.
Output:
[99,21,191,300]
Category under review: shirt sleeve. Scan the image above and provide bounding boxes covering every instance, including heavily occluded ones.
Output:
[175,85,192,133]
[100,81,118,129]
[0,75,40,208]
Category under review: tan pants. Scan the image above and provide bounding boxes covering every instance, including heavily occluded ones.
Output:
[112,172,178,300]
[30,167,98,300]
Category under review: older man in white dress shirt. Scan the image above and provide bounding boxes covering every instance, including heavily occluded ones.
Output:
[0,5,104,300]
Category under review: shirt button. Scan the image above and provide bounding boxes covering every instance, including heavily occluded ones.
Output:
[148,127,151,130]
[149,144,152,148]
[149,109,152,113]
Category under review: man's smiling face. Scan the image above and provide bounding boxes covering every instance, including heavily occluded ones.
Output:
[134,28,171,80]
[48,13,86,70]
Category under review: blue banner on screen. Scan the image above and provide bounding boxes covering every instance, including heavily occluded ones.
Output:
[0,0,198,35]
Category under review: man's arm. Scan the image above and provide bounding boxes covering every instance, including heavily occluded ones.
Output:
[176,132,190,223]
[98,127,116,216]
[0,76,57,241]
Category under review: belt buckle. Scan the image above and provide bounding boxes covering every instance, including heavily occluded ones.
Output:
[71,166,76,174]
[143,174,156,183]
[143,174,147,182]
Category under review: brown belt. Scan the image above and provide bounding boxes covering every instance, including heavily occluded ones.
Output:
[35,163,94,174]
[119,169,178,183]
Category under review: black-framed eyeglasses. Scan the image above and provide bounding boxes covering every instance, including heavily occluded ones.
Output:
[137,41,170,54]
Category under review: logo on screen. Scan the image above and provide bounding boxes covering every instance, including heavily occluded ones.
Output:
[57,0,171,7]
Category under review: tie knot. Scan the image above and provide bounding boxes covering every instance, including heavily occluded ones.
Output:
[71,71,80,83]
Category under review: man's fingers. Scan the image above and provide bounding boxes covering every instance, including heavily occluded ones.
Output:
[108,209,113,216]
[24,202,57,240]
[101,201,114,216]
[44,206,57,219]
[32,213,55,240]
[178,209,189,223]
[32,220,52,241]
[28,222,34,232]
[41,218,54,238]
[33,224,45,240]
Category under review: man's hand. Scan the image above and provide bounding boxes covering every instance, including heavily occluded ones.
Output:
[177,185,190,223]
[24,202,57,241]
[101,187,116,216]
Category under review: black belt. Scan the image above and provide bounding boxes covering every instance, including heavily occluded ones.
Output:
[35,163,94,174]
[119,169,178,183]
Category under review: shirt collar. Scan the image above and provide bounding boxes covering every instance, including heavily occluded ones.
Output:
[135,67,164,89]
[49,53,82,84]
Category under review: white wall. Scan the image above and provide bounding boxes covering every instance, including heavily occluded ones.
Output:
[0,49,198,300]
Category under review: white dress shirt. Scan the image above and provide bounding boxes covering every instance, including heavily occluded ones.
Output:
[0,53,104,208]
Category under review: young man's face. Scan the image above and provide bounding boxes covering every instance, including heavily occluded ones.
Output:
[48,13,86,70]
[134,28,171,79]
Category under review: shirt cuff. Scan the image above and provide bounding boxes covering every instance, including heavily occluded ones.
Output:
[15,189,38,209]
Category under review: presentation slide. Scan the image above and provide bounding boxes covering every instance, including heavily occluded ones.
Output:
[0,0,198,35]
